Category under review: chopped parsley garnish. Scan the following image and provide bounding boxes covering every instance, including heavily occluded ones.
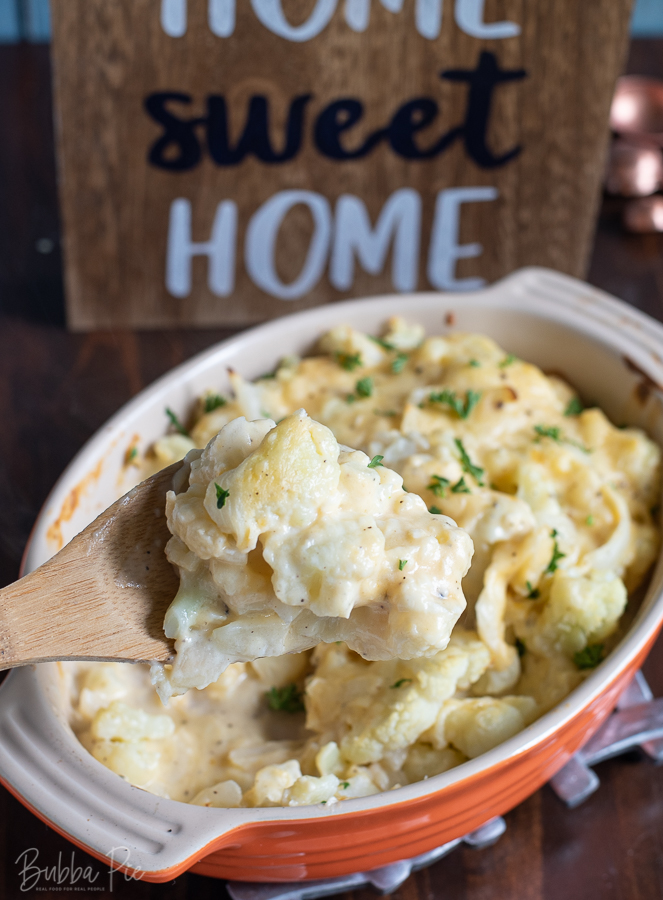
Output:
[534,424,589,453]
[345,393,357,404]
[368,455,384,468]
[256,370,277,380]
[266,684,305,713]
[463,391,481,416]
[126,446,138,464]
[564,397,584,417]
[586,515,595,526]
[427,474,450,497]
[451,477,471,494]
[398,559,407,571]
[469,359,481,368]
[390,678,413,689]
[544,531,566,574]
[574,644,604,670]
[165,407,189,436]
[340,781,350,790]
[499,353,517,368]
[515,638,526,657]
[374,409,397,417]
[356,377,373,398]
[429,505,442,515]
[369,335,395,351]
[335,351,363,371]
[204,394,227,414]
[534,425,561,441]
[526,581,540,599]
[454,438,484,485]
[215,483,230,509]
[429,389,481,420]
[391,352,409,373]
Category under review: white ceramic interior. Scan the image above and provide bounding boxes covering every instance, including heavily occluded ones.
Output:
[2,267,663,879]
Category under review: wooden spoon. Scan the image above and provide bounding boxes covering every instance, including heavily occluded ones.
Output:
[0,464,181,670]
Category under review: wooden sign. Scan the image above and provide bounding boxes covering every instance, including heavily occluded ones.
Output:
[50,0,633,329]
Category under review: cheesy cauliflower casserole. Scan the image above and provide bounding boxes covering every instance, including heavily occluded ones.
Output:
[153,410,473,701]
[67,319,661,809]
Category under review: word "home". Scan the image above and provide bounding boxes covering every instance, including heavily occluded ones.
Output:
[167,185,498,300]
[160,0,521,41]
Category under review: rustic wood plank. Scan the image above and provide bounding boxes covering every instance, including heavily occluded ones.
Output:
[49,0,633,328]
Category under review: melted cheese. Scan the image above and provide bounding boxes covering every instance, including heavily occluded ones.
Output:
[154,410,473,700]
[67,319,661,808]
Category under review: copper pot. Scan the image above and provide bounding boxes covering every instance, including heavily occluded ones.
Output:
[607,77,663,231]
[610,76,663,144]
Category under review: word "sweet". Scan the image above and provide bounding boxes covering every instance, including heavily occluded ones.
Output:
[146,51,526,172]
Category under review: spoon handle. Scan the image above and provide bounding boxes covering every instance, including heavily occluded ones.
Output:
[0,464,180,670]
[0,542,112,668]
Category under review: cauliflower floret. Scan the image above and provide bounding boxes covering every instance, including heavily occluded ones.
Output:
[77,664,131,720]
[519,570,627,659]
[204,662,250,700]
[152,433,197,466]
[86,701,175,788]
[91,741,164,786]
[190,401,242,448]
[382,317,425,351]
[318,325,387,368]
[243,760,302,807]
[334,767,382,799]
[157,411,474,700]
[91,702,175,742]
[305,631,490,766]
[250,653,309,689]
[191,780,243,808]
[72,324,661,809]
[283,774,339,806]
[514,652,583,714]
[315,742,344,777]
[206,412,339,550]
[165,486,230,561]
[402,743,466,782]
[443,696,538,759]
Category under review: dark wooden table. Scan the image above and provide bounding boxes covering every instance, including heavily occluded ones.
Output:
[1,38,663,900]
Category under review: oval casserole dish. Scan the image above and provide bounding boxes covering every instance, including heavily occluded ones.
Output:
[1,268,663,883]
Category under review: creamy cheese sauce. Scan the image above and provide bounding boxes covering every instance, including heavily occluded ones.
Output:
[66,319,661,808]
[154,410,473,701]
